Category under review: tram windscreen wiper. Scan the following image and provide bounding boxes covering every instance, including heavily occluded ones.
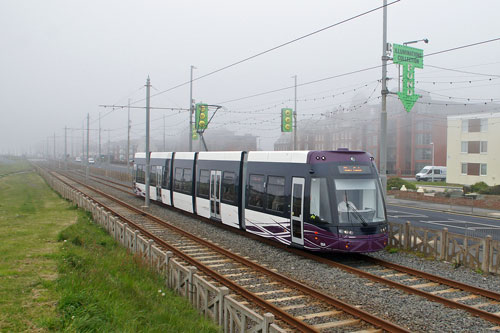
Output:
[344,191,368,227]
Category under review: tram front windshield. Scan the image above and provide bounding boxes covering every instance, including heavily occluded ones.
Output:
[334,178,385,225]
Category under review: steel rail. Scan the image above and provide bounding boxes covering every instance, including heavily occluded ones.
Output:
[359,254,500,301]
[62,167,500,325]
[286,248,500,326]
[52,169,409,333]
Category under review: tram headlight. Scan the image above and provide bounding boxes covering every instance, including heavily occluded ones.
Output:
[380,226,387,233]
[339,229,354,235]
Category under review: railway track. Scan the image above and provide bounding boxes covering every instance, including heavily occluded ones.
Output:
[52,169,407,333]
[62,167,500,329]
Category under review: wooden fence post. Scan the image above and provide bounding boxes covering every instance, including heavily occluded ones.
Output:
[482,235,492,274]
[404,221,411,250]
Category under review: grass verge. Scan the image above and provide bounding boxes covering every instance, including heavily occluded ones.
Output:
[50,212,219,332]
[0,161,219,332]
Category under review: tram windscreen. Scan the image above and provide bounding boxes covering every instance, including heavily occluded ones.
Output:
[334,179,385,224]
[309,178,332,223]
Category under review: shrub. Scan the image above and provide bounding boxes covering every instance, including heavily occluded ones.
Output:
[471,181,489,193]
[480,185,500,195]
[387,177,416,191]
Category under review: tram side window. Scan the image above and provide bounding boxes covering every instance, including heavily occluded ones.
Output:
[162,163,170,189]
[222,172,236,204]
[266,176,285,213]
[198,169,210,198]
[174,168,183,191]
[136,165,145,183]
[150,166,157,186]
[183,168,192,194]
[248,174,265,209]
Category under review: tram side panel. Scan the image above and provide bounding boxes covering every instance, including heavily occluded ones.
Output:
[171,153,196,213]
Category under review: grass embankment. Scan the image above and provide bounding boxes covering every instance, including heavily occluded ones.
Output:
[0,161,219,332]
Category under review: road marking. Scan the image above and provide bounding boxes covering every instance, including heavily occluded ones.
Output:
[418,219,500,231]
[388,203,500,221]
[387,210,427,218]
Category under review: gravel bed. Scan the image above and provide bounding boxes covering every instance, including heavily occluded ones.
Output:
[84,176,500,332]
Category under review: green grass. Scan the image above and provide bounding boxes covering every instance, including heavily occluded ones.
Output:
[51,213,219,332]
[0,161,219,332]
[0,157,32,175]
[0,168,76,331]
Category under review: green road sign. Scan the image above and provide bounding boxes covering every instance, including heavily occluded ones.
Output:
[393,44,423,68]
[394,44,424,112]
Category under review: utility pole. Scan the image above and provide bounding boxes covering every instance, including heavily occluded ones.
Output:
[64,126,67,170]
[380,0,388,196]
[293,75,297,150]
[98,112,101,163]
[107,129,110,164]
[82,121,85,172]
[127,99,131,177]
[189,65,195,151]
[144,76,151,208]
[86,113,90,182]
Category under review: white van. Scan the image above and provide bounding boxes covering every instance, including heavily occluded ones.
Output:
[415,166,446,182]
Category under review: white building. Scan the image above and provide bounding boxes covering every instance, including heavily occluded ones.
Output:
[447,112,500,186]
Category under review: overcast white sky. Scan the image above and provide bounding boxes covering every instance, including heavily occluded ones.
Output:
[1,0,499,155]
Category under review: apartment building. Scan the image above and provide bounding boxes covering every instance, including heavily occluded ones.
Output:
[446,112,500,186]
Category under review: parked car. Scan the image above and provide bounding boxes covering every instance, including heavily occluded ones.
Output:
[415,166,446,182]
[75,156,81,163]
[88,157,95,164]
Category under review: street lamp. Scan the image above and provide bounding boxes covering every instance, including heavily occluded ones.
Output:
[430,142,435,182]
[398,38,429,92]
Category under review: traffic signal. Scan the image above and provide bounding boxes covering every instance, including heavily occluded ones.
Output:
[281,108,293,132]
[192,124,198,140]
[195,103,208,130]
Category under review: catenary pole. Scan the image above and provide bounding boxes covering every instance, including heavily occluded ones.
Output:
[127,99,131,177]
[293,75,297,150]
[380,0,388,197]
[98,112,101,162]
[64,126,67,170]
[86,113,90,182]
[145,76,151,208]
[189,65,195,151]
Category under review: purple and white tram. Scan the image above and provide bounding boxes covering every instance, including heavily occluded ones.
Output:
[133,150,388,253]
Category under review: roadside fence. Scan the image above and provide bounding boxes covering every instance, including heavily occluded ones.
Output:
[35,166,285,333]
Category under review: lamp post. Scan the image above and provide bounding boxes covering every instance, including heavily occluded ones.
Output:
[399,38,428,92]
[430,142,435,182]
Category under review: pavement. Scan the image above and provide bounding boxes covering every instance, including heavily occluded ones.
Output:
[386,195,500,219]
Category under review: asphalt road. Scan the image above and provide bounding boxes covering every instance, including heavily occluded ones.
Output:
[387,203,500,240]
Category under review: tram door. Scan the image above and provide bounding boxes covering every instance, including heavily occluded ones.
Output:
[210,170,222,219]
[290,177,305,246]
[156,166,162,199]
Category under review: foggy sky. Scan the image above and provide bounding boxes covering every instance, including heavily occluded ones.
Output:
[1,0,499,155]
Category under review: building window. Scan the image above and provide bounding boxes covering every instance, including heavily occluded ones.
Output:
[480,141,488,153]
[461,163,467,175]
[480,119,488,132]
[416,133,432,145]
[461,141,468,153]
[480,164,487,176]
[468,141,480,154]
[467,163,480,176]
[415,148,432,160]
[468,119,481,132]
[462,119,468,133]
